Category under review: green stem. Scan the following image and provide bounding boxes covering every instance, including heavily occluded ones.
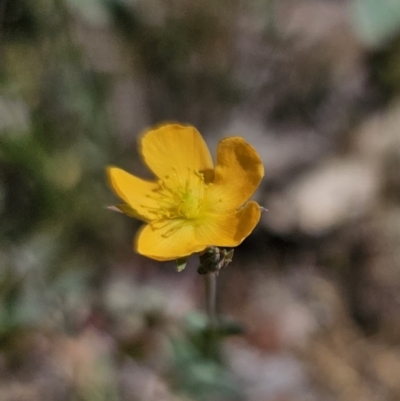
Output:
[205,272,218,327]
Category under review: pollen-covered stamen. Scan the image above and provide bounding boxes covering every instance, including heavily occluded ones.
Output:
[176,168,208,219]
[152,218,186,238]
[142,168,209,222]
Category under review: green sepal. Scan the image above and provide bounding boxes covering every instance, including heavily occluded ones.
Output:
[176,257,188,272]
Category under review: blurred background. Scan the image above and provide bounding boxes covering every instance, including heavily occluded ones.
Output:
[1,0,400,400]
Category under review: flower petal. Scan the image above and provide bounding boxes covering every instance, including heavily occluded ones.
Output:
[135,221,206,261]
[134,201,261,261]
[107,167,159,222]
[207,137,264,213]
[196,201,261,247]
[139,124,214,182]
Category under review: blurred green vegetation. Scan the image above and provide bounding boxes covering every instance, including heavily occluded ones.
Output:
[0,0,120,335]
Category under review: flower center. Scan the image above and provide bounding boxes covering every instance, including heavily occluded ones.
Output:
[147,168,208,223]
[179,190,202,219]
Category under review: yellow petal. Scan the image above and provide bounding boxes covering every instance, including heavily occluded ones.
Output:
[139,124,214,182]
[107,167,159,222]
[207,137,264,213]
[196,201,261,247]
[134,201,261,261]
[135,221,206,261]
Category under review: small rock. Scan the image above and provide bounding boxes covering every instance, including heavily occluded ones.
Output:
[263,158,379,235]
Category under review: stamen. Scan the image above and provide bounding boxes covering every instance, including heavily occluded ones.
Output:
[162,220,185,237]
[141,168,210,224]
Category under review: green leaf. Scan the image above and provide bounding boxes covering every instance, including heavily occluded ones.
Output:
[176,257,188,272]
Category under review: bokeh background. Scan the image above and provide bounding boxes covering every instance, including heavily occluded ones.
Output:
[2,0,400,400]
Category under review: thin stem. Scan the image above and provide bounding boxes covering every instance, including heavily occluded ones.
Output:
[204,272,218,327]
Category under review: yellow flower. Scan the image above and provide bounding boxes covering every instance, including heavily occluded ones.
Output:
[107,124,264,261]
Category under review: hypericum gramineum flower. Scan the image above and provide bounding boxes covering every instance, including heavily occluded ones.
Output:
[107,124,264,262]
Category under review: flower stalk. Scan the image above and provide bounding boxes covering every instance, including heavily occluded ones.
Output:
[197,246,234,327]
[204,272,218,327]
